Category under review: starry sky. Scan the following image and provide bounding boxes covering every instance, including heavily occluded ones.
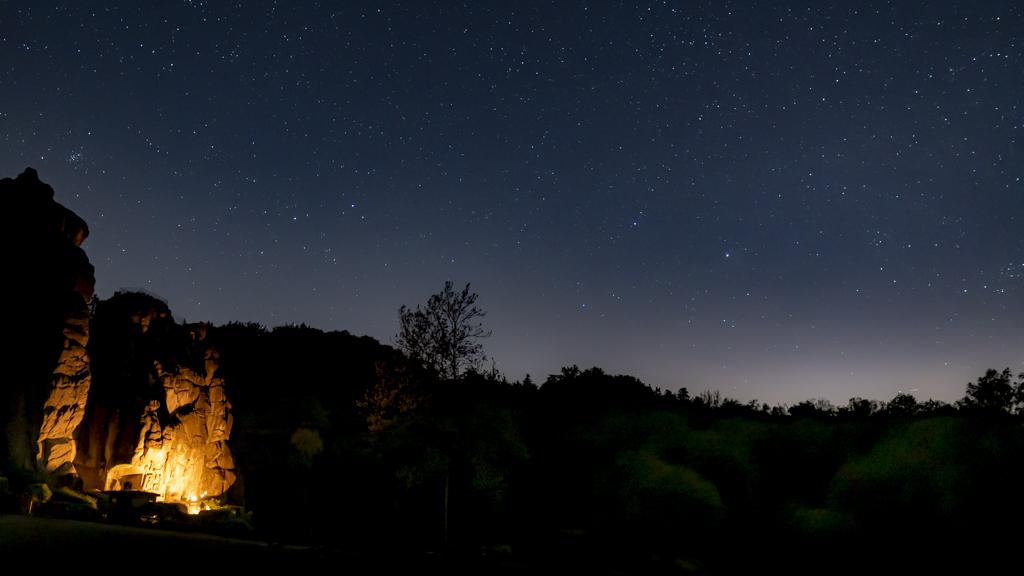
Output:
[3,0,1021,406]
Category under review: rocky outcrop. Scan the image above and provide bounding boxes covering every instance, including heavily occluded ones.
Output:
[129,335,235,500]
[0,168,234,504]
[73,291,177,490]
[1,168,95,475]
[36,303,92,474]
[75,294,236,500]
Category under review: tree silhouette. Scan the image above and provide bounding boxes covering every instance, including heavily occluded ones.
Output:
[697,389,721,408]
[395,282,491,380]
[840,397,878,419]
[1015,372,1024,415]
[788,397,835,419]
[918,398,955,416]
[886,393,919,417]
[962,368,1016,412]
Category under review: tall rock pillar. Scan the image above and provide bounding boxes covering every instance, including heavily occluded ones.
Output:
[0,168,95,476]
[37,296,92,474]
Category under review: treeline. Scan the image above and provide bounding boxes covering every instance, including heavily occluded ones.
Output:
[200,321,1022,573]
[4,303,1020,574]
[595,365,1024,421]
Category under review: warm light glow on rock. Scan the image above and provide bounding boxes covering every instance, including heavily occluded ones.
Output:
[103,340,235,506]
[37,305,92,474]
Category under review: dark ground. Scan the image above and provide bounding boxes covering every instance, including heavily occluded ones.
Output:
[2,513,1009,574]
[0,514,608,574]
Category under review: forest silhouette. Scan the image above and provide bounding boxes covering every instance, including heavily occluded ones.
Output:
[4,279,1022,574]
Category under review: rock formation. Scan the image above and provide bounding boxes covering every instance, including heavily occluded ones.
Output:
[36,299,92,474]
[2,168,233,504]
[75,293,236,501]
[73,292,176,490]
[1,168,95,475]
[128,332,235,500]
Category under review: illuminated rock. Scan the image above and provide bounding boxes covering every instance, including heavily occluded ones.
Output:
[72,291,175,491]
[125,340,235,501]
[2,168,235,504]
[36,302,92,474]
[0,167,97,476]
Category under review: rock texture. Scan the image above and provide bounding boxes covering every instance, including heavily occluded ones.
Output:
[75,294,236,500]
[73,291,176,490]
[130,334,236,500]
[0,167,234,503]
[36,303,92,474]
[1,168,95,475]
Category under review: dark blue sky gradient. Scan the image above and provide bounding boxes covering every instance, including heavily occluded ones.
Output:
[3,1,1021,406]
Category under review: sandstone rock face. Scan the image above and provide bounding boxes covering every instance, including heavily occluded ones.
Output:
[0,168,95,475]
[73,292,175,491]
[76,309,236,500]
[36,304,92,474]
[2,168,235,503]
[128,343,235,500]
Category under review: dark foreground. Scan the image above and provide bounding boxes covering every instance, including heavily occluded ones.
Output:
[3,513,1011,575]
[0,515,598,574]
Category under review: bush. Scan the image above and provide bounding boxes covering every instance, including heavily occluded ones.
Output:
[36,486,102,521]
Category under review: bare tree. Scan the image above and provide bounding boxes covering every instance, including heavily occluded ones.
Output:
[395,282,491,380]
[697,389,721,408]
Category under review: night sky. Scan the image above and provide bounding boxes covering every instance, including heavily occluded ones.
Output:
[4,1,1021,406]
